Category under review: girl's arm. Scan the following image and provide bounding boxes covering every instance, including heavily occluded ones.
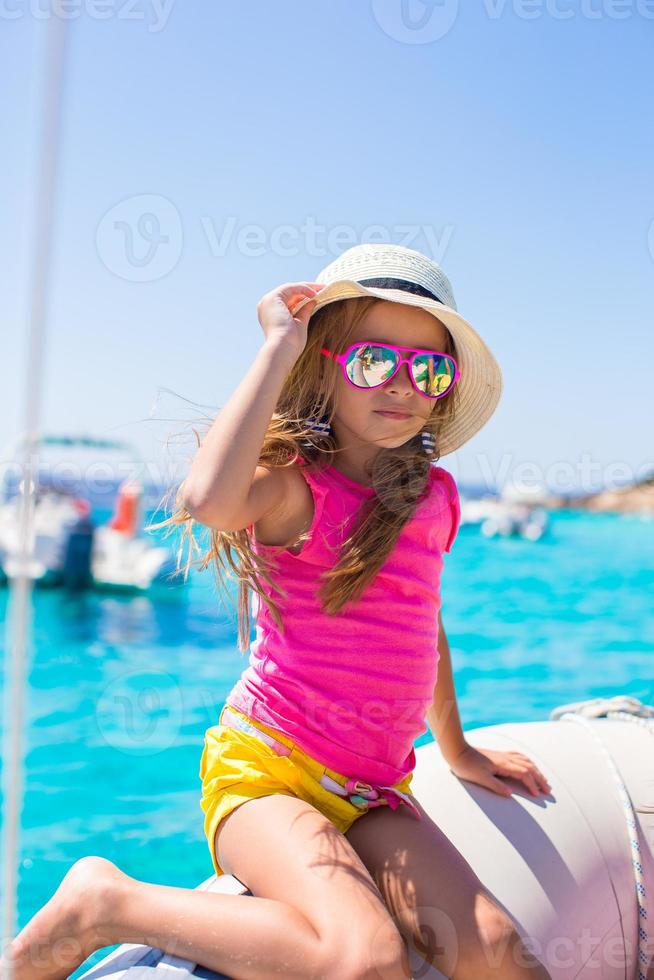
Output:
[426,613,552,797]
[424,611,467,764]
[181,282,322,531]
[181,340,298,529]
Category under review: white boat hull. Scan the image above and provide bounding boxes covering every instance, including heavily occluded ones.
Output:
[78,707,654,979]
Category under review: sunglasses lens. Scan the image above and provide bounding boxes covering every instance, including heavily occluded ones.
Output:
[344,345,457,398]
[345,345,398,389]
[412,354,457,397]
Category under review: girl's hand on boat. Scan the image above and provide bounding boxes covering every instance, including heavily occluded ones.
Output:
[257,282,326,362]
[447,743,552,798]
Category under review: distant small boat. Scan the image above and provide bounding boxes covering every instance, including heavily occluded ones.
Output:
[460,496,550,541]
[459,495,499,527]
[0,432,183,592]
[0,488,91,585]
[481,503,549,541]
[78,695,654,980]
[91,478,180,591]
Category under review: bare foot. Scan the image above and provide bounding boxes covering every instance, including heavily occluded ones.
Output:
[1,855,130,980]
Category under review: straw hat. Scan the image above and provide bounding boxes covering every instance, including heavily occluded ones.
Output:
[292,242,503,458]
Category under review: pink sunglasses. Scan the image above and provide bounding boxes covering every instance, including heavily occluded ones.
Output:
[321,341,460,400]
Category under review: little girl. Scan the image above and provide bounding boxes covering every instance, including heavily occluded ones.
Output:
[5,243,552,980]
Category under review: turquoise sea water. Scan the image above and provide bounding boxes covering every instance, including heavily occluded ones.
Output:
[0,508,652,977]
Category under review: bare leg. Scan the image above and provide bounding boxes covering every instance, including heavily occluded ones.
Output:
[3,794,411,980]
[346,797,552,979]
[1,855,332,980]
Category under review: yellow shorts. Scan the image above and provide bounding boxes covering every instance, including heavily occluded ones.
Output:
[199,704,416,877]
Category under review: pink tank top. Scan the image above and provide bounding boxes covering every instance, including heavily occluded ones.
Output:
[225,459,461,786]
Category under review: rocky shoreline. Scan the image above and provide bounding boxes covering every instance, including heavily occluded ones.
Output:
[546,473,654,514]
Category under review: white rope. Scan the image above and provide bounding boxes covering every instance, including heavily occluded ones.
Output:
[556,704,654,980]
[0,13,68,977]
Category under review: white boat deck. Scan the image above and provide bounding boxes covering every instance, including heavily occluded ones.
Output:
[77,705,654,979]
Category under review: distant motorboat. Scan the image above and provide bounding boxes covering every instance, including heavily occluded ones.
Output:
[0,432,183,592]
[91,478,180,591]
[459,495,501,526]
[460,496,550,541]
[0,488,92,585]
[481,503,549,542]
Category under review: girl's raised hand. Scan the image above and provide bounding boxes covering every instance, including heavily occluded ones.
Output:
[257,282,326,363]
[447,743,552,798]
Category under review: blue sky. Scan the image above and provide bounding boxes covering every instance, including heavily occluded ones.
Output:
[3,1,653,495]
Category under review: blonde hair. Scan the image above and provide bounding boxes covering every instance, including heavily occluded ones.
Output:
[149,297,460,653]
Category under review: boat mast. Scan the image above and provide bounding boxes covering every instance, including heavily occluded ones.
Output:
[1,12,69,974]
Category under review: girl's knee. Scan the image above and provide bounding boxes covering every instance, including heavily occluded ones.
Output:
[457,894,544,978]
[319,918,409,980]
[475,893,517,951]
